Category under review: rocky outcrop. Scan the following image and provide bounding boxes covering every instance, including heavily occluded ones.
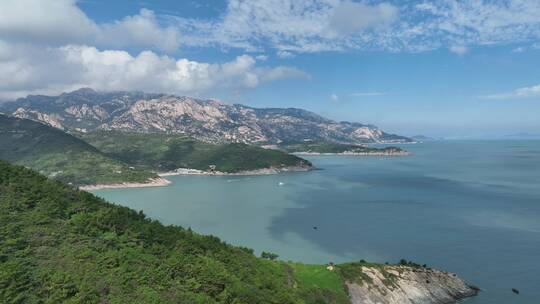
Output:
[345,266,478,304]
[3,88,413,144]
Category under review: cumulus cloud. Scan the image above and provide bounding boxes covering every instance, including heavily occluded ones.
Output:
[480,84,540,100]
[0,0,180,51]
[0,43,309,100]
[97,9,181,52]
[330,94,339,102]
[0,0,309,100]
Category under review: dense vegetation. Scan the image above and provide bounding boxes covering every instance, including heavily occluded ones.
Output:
[80,131,311,173]
[277,141,407,154]
[0,161,353,303]
[0,115,311,187]
[0,115,155,186]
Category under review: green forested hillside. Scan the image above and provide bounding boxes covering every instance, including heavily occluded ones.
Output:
[0,161,349,303]
[0,115,155,186]
[80,131,311,173]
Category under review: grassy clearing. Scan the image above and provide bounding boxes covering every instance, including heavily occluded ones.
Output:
[288,263,350,303]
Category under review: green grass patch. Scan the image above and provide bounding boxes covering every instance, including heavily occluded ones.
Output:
[288,263,349,303]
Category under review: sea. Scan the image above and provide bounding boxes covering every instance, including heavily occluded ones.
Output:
[92,140,540,303]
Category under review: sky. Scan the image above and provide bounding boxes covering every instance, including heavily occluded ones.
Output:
[0,0,539,137]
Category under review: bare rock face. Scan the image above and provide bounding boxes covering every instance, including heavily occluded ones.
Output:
[346,266,478,304]
[2,88,413,144]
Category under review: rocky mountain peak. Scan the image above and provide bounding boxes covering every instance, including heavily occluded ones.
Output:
[2,89,413,144]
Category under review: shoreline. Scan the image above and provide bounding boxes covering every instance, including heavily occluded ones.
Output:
[81,166,312,190]
[292,151,410,156]
[79,177,171,191]
[159,165,312,177]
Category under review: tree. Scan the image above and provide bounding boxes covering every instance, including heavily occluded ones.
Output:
[261,251,279,261]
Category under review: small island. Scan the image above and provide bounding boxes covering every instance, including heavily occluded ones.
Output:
[275,140,410,156]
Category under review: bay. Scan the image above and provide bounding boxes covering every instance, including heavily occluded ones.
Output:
[92,140,540,303]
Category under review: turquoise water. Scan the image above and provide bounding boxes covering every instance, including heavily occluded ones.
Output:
[93,140,540,303]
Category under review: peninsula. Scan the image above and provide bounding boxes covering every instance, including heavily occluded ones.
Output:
[0,160,478,304]
[276,141,410,156]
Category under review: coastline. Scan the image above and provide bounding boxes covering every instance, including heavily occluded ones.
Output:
[79,177,171,191]
[159,165,312,177]
[292,151,410,156]
[81,166,312,190]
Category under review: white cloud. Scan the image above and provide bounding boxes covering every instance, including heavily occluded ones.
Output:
[255,54,268,61]
[173,0,540,53]
[330,94,339,102]
[449,45,468,55]
[0,43,309,100]
[276,50,295,59]
[350,92,386,97]
[480,84,540,100]
[174,0,401,52]
[0,0,309,100]
[329,2,398,35]
[0,0,97,45]
[97,9,181,52]
[0,0,181,52]
[3,0,540,55]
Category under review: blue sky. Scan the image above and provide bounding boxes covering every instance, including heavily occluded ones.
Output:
[1,0,540,137]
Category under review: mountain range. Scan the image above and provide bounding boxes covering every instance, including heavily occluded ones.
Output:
[1,88,412,144]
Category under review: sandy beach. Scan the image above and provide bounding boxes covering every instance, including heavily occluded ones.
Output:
[292,151,410,156]
[159,166,312,177]
[80,166,312,190]
[79,177,171,190]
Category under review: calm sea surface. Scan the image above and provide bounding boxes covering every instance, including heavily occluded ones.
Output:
[92,140,540,303]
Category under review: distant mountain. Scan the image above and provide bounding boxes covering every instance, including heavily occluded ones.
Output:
[411,135,438,141]
[0,114,155,186]
[1,88,413,144]
[503,133,540,139]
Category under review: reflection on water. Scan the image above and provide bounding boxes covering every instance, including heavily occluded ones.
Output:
[93,141,540,304]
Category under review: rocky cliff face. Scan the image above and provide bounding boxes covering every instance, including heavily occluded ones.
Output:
[346,266,478,304]
[2,88,413,144]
